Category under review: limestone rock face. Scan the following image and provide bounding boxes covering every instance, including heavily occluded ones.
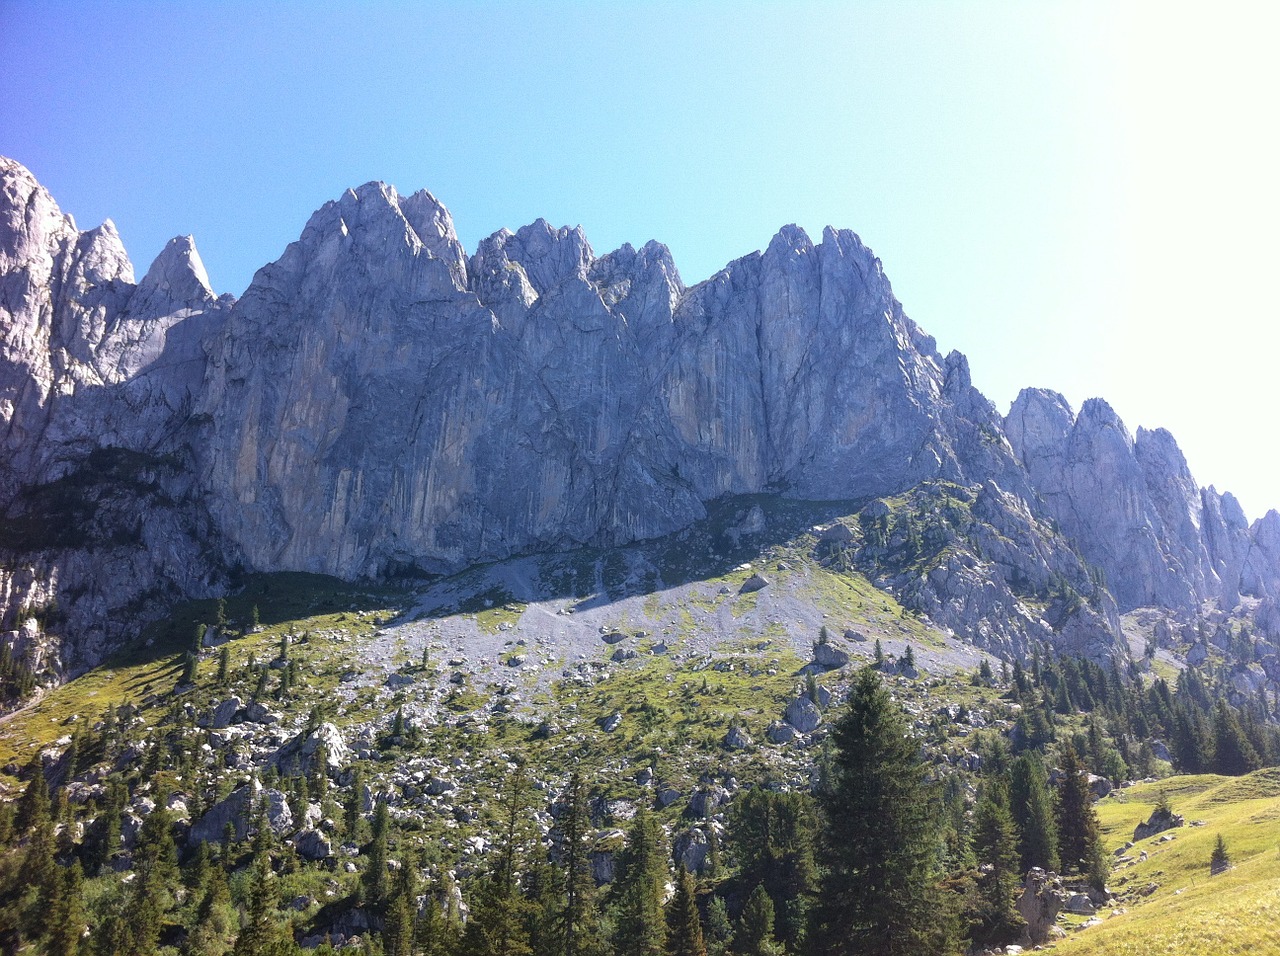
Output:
[1005,389,1260,613]
[0,156,1277,676]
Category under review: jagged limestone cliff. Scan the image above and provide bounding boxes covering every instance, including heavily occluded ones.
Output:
[0,157,1275,674]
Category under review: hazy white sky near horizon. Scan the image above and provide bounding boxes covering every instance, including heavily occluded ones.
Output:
[2,1,1277,518]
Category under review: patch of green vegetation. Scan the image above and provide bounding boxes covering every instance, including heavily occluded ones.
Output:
[1050,769,1280,956]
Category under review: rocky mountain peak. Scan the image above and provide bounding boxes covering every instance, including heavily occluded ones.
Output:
[136,235,214,304]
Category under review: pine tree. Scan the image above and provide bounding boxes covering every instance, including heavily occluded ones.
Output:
[345,767,368,843]
[664,864,706,956]
[1009,752,1060,873]
[232,842,291,956]
[1212,700,1260,776]
[218,645,232,684]
[45,860,87,956]
[610,807,669,956]
[16,755,50,831]
[734,884,783,956]
[729,788,817,951]
[704,897,733,956]
[808,666,957,956]
[969,780,1026,947]
[384,850,419,956]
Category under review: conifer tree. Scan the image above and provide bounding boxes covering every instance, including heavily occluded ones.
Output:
[1054,745,1102,880]
[734,884,783,956]
[233,842,291,956]
[969,780,1026,947]
[665,864,706,956]
[809,667,957,956]
[729,788,817,951]
[384,849,419,956]
[364,800,391,912]
[45,860,86,956]
[1210,833,1231,874]
[1009,752,1060,873]
[704,897,733,956]
[16,755,50,832]
[1212,700,1260,775]
[610,807,669,956]
[461,767,533,956]
[557,770,604,956]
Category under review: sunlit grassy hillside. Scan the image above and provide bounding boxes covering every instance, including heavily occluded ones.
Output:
[1050,769,1280,956]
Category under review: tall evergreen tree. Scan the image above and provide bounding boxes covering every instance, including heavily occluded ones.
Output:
[609,807,669,956]
[1009,753,1060,873]
[1211,700,1260,776]
[1054,745,1102,878]
[556,770,605,956]
[664,865,706,956]
[461,767,533,956]
[734,884,783,956]
[729,788,817,950]
[45,860,87,956]
[808,667,957,956]
[969,780,1026,948]
[364,800,392,912]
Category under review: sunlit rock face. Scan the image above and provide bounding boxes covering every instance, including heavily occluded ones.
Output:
[197,183,1027,579]
[1003,388,1277,613]
[0,155,1276,669]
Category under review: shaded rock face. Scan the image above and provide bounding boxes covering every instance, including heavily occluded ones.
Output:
[0,156,1277,673]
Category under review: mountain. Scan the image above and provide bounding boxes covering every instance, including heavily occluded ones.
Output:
[0,155,1277,681]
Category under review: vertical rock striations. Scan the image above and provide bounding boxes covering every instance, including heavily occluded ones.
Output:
[0,155,1276,673]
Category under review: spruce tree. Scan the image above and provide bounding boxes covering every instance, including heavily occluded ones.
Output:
[735,884,783,956]
[665,864,706,956]
[1212,700,1260,776]
[1054,745,1102,879]
[45,860,86,956]
[364,800,391,912]
[610,807,669,956]
[557,770,604,956]
[1210,833,1231,874]
[461,767,533,956]
[969,780,1026,947]
[809,666,957,956]
[1009,752,1060,873]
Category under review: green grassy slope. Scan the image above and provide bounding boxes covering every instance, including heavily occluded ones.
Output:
[1050,770,1280,956]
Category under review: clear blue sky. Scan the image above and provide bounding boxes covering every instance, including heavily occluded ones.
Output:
[3,1,1277,519]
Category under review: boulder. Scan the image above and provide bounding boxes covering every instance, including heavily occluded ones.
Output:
[739,573,770,595]
[1017,868,1065,946]
[723,724,752,750]
[210,696,242,729]
[1134,806,1184,842]
[272,722,349,777]
[767,721,797,744]
[784,696,822,734]
[813,642,850,670]
[190,781,292,844]
[294,829,333,861]
[1064,893,1096,915]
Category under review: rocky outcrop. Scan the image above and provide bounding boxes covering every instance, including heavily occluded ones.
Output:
[1134,806,1184,842]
